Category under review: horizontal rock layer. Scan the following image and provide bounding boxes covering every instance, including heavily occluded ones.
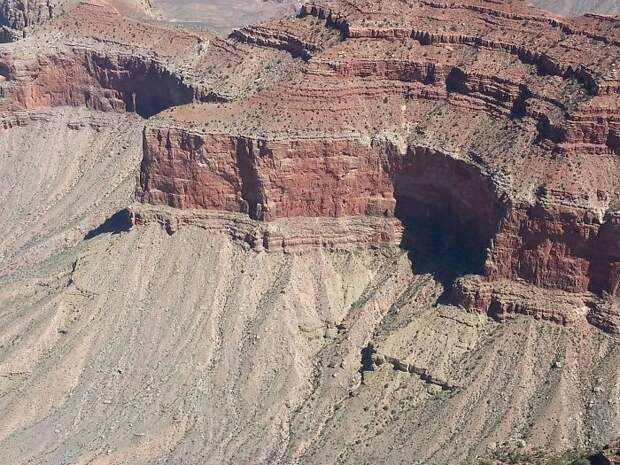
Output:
[453,275,619,335]
[0,0,619,308]
[139,122,620,298]
[1,47,198,117]
[129,203,404,252]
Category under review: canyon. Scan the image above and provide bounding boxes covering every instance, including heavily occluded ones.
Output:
[0,0,618,464]
[134,0,620,324]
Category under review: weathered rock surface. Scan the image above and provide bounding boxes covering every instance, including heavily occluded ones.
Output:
[1,2,620,465]
[0,0,155,42]
[130,203,404,252]
[0,0,55,41]
[1,0,618,316]
[453,273,620,336]
[134,0,620,305]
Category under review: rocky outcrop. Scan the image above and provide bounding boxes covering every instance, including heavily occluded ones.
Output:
[486,197,620,297]
[0,0,244,117]
[453,275,591,326]
[136,0,619,309]
[129,203,403,252]
[368,351,458,390]
[140,129,400,220]
[315,57,618,154]
[139,127,506,262]
[453,275,620,335]
[1,0,619,330]
[1,48,196,117]
[139,117,620,298]
[0,0,55,42]
[231,25,320,60]
[586,299,620,336]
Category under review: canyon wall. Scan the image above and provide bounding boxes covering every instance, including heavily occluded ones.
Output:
[139,123,620,298]
[1,0,618,317]
[140,129,397,220]
[486,200,620,296]
[0,0,55,41]
[1,48,196,117]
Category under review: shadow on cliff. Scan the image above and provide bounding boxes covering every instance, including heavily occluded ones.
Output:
[396,206,488,303]
[84,209,132,240]
[390,147,508,302]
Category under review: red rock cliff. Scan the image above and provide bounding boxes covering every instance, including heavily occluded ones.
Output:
[139,0,620,302]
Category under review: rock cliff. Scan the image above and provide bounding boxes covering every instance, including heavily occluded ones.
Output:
[0,0,55,41]
[1,2,620,464]
[1,0,619,331]
[138,0,620,325]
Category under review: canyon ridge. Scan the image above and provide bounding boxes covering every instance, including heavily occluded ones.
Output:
[0,1,618,464]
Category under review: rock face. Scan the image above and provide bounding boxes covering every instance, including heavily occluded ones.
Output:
[1,2,620,465]
[1,0,619,325]
[136,0,620,304]
[487,199,620,296]
[0,1,209,116]
[0,0,55,41]
[1,48,197,116]
[0,0,301,114]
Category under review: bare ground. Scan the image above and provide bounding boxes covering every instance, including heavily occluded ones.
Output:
[530,0,620,16]
[0,108,618,464]
[150,0,299,35]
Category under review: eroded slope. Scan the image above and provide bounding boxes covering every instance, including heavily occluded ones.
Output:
[0,0,618,464]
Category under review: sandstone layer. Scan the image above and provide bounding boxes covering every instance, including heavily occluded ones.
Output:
[1,0,618,324]
[136,0,620,313]
[0,1,619,464]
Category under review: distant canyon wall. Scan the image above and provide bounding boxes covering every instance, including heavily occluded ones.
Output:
[0,48,197,117]
[0,0,55,41]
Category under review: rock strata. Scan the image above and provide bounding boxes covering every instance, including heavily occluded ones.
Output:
[1,0,619,330]
[136,0,620,306]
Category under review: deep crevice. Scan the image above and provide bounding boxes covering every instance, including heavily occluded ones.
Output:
[87,54,196,118]
[236,139,264,220]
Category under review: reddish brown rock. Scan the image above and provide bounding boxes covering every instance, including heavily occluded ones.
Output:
[486,198,620,296]
[135,0,620,302]
[452,275,591,326]
[1,0,619,320]
[0,0,295,116]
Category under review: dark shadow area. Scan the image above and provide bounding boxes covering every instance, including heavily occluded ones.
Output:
[89,54,196,118]
[84,209,132,240]
[236,139,265,220]
[589,452,612,465]
[360,343,376,372]
[391,147,507,301]
[396,208,488,303]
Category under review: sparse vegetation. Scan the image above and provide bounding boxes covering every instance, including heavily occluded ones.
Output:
[474,446,595,465]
